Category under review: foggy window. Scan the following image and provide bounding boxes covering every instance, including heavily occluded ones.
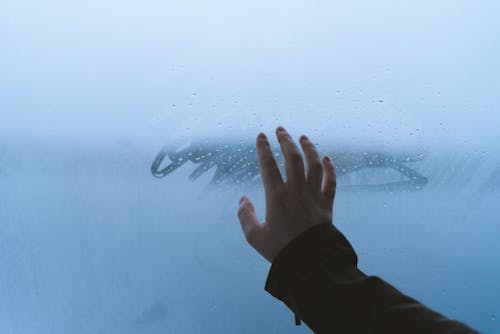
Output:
[1,1,499,333]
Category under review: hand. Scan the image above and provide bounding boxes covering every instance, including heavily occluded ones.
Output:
[237,126,337,262]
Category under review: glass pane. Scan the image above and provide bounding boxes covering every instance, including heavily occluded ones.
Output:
[1,0,498,333]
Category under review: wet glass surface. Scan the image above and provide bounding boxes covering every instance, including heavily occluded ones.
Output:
[1,1,499,333]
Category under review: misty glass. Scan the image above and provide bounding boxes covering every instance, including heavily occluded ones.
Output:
[1,0,499,333]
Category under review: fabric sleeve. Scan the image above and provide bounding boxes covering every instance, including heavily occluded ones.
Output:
[264,222,478,334]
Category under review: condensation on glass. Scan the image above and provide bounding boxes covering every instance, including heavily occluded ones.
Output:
[0,0,499,333]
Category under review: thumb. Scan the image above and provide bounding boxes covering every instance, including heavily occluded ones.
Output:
[237,196,261,245]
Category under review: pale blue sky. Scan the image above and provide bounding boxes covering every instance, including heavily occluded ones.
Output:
[1,0,499,149]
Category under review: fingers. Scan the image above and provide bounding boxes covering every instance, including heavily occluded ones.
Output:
[321,156,337,210]
[237,196,262,246]
[276,126,305,186]
[299,135,323,191]
[256,133,284,197]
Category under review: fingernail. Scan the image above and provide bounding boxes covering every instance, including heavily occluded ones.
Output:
[300,135,308,141]
[239,196,245,205]
[276,126,285,132]
[258,133,266,140]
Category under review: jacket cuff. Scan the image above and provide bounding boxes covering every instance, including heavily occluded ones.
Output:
[264,222,358,312]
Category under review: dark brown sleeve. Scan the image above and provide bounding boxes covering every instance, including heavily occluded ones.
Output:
[265,222,478,334]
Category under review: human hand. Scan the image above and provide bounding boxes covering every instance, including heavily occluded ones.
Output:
[237,126,337,262]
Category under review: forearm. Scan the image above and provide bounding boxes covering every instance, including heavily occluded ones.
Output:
[265,223,478,334]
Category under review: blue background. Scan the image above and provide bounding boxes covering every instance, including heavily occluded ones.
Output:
[1,1,499,332]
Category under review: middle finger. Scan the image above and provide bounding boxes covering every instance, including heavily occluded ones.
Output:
[275,126,305,186]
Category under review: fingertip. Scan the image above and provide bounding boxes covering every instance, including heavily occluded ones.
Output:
[276,126,285,132]
[237,198,258,229]
[323,156,336,175]
[324,155,334,165]
[237,200,249,220]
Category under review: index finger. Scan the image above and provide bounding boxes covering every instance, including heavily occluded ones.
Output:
[256,133,284,196]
